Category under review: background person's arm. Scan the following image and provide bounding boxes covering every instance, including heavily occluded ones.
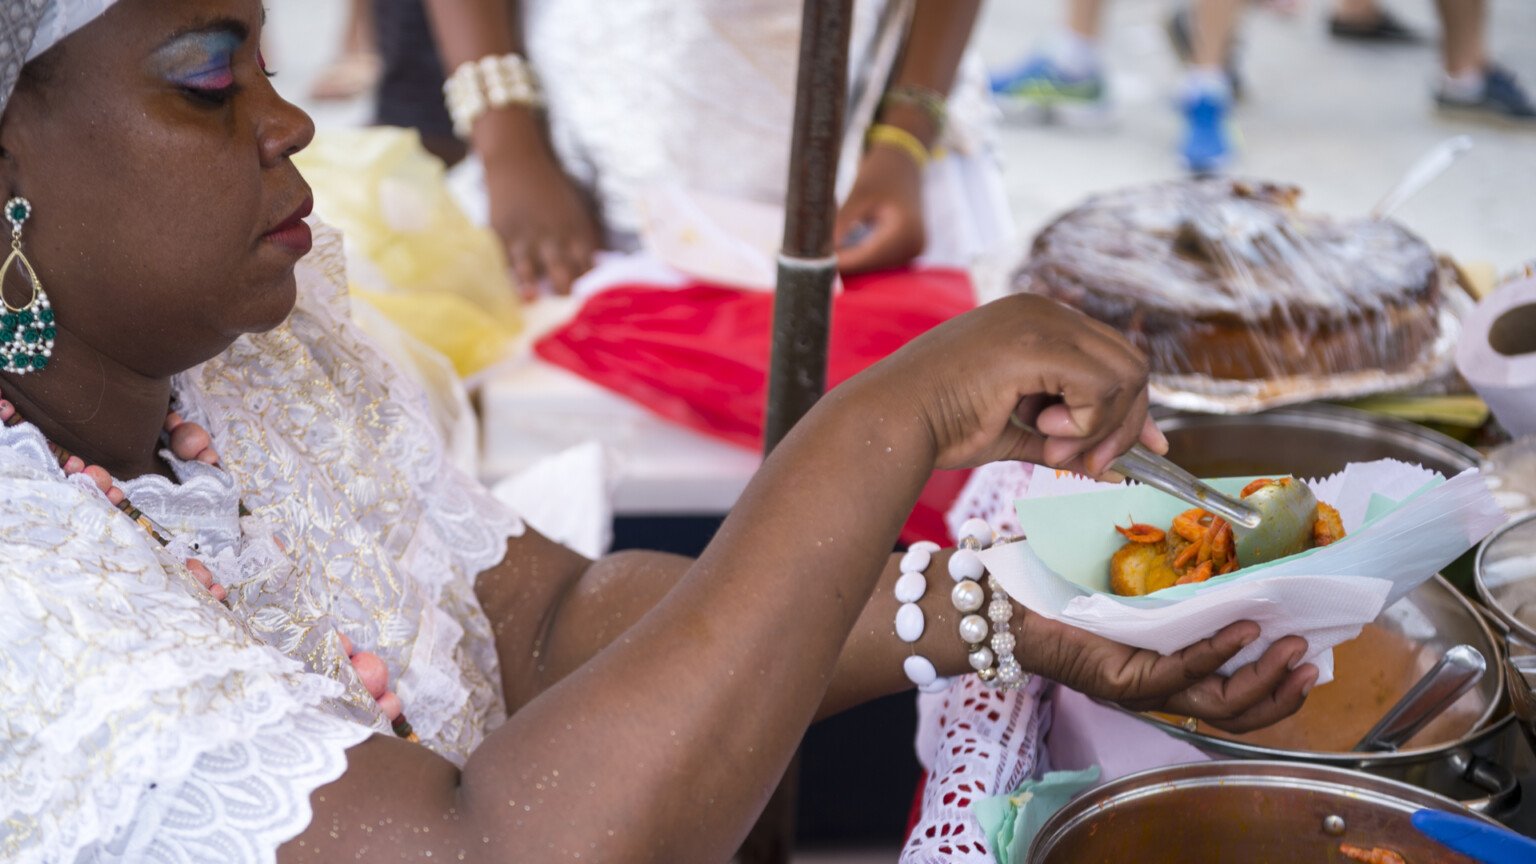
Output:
[422,0,597,296]
[837,0,984,273]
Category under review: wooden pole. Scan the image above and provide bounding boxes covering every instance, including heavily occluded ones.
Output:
[762,0,854,454]
[740,2,853,862]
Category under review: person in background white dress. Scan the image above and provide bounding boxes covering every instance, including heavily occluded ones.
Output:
[423,0,1014,296]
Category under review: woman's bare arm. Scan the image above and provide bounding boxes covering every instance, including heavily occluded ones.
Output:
[420,0,597,294]
[492,539,1311,731]
[279,296,1312,862]
[282,368,946,862]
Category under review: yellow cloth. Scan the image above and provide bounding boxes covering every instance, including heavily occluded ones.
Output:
[294,127,521,376]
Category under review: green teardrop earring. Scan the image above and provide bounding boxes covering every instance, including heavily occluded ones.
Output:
[1,197,55,375]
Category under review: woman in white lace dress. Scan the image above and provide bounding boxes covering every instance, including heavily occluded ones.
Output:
[0,2,1316,862]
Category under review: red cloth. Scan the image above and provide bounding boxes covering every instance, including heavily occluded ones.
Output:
[535,268,976,544]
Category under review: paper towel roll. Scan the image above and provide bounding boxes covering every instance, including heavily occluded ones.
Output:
[1457,275,1536,437]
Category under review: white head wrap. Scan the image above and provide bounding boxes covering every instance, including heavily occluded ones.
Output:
[1,0,116,117]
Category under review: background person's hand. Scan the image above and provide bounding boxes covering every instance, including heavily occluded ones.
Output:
[482,146,599,299]
[834,145,926,274]
[1025,614,1318,733]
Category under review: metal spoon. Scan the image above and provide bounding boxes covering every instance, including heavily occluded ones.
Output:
[1353,644,1486,752]
[1231,476,1320,566]
[1113,445,1319,567]
[1008,399,1316,566]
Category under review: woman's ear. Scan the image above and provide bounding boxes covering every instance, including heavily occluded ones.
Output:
[0,96,32,196]
[0,111,17,192]
[0,67,52,195]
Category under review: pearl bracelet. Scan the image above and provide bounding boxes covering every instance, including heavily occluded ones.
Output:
[894,540,951,694]
[443,53,544,139]
[951,519,1028,691]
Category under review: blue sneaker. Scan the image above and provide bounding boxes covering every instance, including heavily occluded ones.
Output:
[1180,92,1232,174]
[990,55,1111,126]
[1436,64,1536,124]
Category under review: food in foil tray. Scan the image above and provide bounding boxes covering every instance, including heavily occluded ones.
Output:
[1109,478,1345,596]
[1016,178,1445,381]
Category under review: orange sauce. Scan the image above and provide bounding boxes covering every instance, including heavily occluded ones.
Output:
[1170,624,1485,752]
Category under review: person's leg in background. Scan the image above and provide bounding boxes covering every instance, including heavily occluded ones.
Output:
[373,0,469,165]
[1174,0,1244,173]
[989,0,1114,126]
[1433,0,1535,122]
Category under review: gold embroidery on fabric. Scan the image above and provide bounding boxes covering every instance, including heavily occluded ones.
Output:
[184,225,509,762]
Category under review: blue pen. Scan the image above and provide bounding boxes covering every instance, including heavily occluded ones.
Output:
[1411,808,1536,863]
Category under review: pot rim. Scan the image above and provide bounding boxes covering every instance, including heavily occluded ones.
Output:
[1152,403,1484,473]
[1127,574,1509,765]
[1028,758,1500,863]
[1474,511,1536,645]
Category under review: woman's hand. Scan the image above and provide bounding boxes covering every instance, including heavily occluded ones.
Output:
[857,292,1163,478]
[834,144,926,274]
[1024,614,1317,733]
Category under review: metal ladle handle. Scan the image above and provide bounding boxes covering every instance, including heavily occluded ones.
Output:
[1113,445,1262,529]
[1353,644,1487,753]
[1006,398,1261,529]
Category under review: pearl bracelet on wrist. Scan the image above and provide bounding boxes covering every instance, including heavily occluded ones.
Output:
[950,519,1027,690]
[444,53,544,139]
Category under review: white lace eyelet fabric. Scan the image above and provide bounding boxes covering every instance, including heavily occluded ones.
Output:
[902,676,1050,863]
[1,224,526,863]
[903,462,1044,863]
[945,461,1032,543]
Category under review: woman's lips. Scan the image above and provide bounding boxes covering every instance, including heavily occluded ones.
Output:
[263,196,314,256]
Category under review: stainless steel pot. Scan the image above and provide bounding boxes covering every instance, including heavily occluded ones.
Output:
[1475,512,1536,645]
[1476,513,1536,763]
[1028,761,1498,863]
[1140,576,1518,814]
[1140,406,1519,813]
[1155,403,1482,479]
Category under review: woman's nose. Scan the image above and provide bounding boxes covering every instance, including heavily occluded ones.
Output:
[257,87,316,167]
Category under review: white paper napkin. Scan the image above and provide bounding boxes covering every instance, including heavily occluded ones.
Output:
[979,461,1509,684]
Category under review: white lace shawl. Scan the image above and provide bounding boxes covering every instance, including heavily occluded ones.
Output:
[0,223,526,863]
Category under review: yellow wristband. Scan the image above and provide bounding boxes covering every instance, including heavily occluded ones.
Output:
[865,123,930,168]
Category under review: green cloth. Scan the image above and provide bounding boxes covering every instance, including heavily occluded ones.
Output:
[972,767,1101,864]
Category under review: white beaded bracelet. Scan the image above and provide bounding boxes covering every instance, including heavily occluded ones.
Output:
[443,53,544,139]
[894,540,950,694]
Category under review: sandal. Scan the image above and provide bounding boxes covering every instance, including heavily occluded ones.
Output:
[1328,10,1423,43]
